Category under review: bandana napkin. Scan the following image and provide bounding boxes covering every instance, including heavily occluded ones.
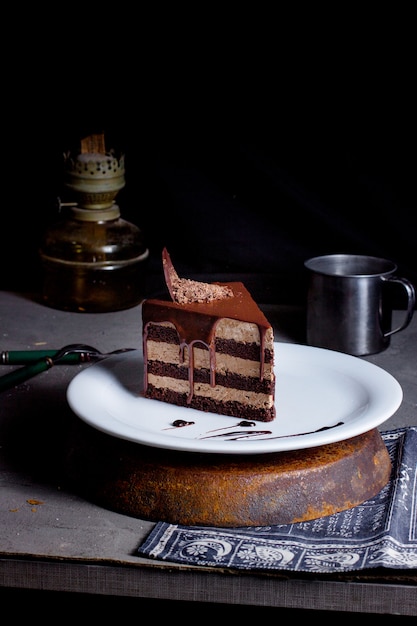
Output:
[138,427,417,573]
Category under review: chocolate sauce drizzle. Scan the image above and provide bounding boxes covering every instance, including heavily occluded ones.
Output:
[201,429,273,440]
[163,419,196,430]
[199,421,344,440]
[161,417,344,442]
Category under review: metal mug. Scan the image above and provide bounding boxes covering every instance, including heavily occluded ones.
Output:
[304,254,416,355]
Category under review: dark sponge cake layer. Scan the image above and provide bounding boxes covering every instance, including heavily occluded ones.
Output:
[146,385,276,422]
[147,360,275,394]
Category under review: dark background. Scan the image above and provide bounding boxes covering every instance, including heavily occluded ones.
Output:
[0,14,416,618]
[2,19,415,307]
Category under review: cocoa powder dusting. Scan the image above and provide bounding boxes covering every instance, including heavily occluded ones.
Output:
[173,278,233,303]
[162,247,233,304]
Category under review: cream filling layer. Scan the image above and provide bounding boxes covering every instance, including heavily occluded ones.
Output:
[147,374,274,409]
[146,340,274,380]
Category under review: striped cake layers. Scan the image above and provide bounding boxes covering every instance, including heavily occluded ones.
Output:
[142,282,276,422]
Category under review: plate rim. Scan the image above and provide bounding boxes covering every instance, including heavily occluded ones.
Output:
[66,342,403,455]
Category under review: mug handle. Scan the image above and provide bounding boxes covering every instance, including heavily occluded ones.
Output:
[383,276,416,338]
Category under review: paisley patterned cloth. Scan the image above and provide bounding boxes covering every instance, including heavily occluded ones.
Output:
[138,427,417,573]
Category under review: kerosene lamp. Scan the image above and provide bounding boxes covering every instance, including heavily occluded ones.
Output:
[39,134,149,312]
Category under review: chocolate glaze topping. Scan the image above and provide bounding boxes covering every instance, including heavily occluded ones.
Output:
[143,282,271,404]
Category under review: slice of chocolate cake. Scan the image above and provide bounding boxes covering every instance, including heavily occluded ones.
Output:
[142,249,276,422]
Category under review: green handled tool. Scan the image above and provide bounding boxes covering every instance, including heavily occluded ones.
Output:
[0,344,134,393]
[1,349,85,365]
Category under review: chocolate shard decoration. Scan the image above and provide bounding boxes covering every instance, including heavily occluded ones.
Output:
[162,247,233,304]
[162,247,180,301]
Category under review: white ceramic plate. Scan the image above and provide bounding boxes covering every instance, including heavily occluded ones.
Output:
[66,343,402,455]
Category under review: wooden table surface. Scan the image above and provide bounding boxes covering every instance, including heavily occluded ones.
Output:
[0,292,416,616]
